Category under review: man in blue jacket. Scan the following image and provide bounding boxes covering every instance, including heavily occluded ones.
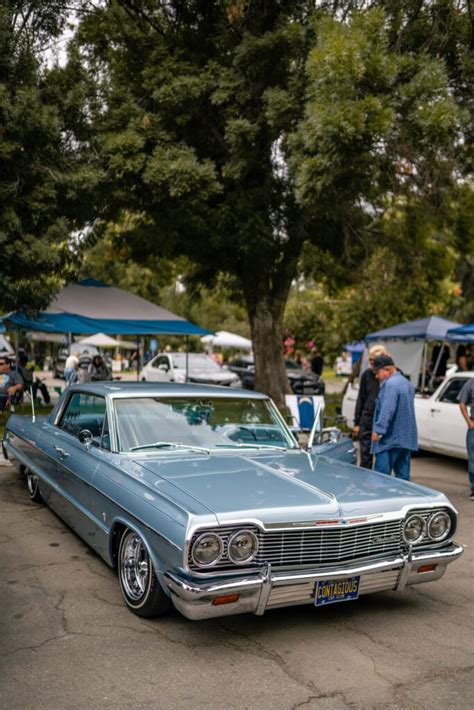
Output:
[370,355,418,480]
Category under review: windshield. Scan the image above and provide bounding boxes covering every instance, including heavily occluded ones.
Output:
[114,397,297,452]
[172,354,223,371]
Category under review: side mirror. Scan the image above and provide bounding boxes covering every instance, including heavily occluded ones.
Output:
[78,429,93,448]
[158,363,169,372]
[319,427,342,445]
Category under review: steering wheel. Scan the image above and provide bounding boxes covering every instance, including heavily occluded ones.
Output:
[218,425,258,443]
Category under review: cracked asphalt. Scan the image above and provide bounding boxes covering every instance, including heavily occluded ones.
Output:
[0,454,473,710]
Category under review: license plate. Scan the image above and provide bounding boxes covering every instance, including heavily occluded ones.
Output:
[315,576,360,606]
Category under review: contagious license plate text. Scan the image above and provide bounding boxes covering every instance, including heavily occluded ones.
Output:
[315,576,360,606]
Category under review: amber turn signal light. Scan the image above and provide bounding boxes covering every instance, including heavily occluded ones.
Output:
[417,564,437,574]
[211,594,240,606]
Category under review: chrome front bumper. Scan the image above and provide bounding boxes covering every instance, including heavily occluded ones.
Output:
[164,543,464,620]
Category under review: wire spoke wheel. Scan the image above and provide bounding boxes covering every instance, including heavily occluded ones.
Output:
[117,528,172,617]
[120,532,150,601]
[26,471,43,503]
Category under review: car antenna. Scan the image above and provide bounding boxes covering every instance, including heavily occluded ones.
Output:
[30,386,36,423]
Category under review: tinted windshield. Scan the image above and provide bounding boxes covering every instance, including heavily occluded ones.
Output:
[114,397,296,452]
[172,354,223,371]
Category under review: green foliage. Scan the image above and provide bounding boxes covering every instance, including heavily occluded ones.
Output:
[52,1,474,402]
[0,1,96,312]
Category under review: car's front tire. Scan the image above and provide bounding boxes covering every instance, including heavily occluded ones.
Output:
[118,529,171,618]
[26,471,43,503]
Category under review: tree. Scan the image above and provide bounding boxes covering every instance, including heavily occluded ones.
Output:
[70,1,470,406]
[0,1,96,312]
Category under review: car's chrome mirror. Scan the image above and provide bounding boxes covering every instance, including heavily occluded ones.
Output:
[158,364,169,372]
[78,429,93,449]
[319,427,342,445]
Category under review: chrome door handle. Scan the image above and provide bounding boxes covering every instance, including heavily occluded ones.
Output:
[54,445,70,458]
[430,408,441,413]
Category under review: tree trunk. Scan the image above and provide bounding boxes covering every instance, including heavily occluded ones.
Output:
[248,292,292,410]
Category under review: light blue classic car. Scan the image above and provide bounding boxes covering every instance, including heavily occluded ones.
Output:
[3,383,463,620]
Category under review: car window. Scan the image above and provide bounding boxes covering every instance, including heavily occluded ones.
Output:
[114,397,297,452]
[58,393,107,442]
[151,356,169,369]
[438,379,467,404]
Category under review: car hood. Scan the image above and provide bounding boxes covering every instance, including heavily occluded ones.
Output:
[137,450,444,526]
[287,369,318,380]
[184,369,236,382]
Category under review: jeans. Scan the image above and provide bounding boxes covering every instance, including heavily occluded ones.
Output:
[374,448,411,480]
[467,429,474,493]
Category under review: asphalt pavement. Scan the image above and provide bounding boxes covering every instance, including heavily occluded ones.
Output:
[0,453,472,710]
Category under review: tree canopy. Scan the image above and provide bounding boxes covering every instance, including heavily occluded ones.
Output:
[0,1,98,312]
[61,1,470,403]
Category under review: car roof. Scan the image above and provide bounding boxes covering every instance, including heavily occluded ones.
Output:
[67,381,269,399]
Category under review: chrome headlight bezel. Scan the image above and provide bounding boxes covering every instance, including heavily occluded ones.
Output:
[191,532,224,568]
[403,514,425,544]
[427,511,452,541]
[227,529,259,565]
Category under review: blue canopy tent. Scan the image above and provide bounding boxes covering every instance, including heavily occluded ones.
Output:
[365,316,461,342]
[446,323,474,343]
[1,279,210,379]
[365,316,462,389]
[344,341,365,365]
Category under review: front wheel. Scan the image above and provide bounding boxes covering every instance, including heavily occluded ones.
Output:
[118,529,171,618]
[26,471,43,503]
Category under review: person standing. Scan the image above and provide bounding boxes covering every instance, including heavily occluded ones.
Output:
[310,346,323,376]
[370,355,417,480]
[352,344,388,469]
[459,377,474,500]
[64,350,79,383]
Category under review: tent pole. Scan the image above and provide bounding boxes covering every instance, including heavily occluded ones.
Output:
[185,335,189,383]
[421,341,428,392]
[431,340,446,388]
[136,335,139,381]
[14,329,19,370]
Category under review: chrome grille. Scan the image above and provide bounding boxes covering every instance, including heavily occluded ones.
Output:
[188,519,404,572]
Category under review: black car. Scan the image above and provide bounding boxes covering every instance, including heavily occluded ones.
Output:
[228,356,325,395]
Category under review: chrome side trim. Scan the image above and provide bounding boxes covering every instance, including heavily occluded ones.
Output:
[4,438,181,552]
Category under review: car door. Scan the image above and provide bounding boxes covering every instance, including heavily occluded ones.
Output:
[427,377,469,458]
[46,391,108,538]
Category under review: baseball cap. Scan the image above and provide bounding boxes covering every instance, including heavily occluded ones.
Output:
[372,355,394,370]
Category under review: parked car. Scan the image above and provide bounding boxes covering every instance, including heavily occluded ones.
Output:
[139,352,240,387]
[3,382,462,620]
[53,344,99,379]
[342,371,473,460]
[228,355,325,395]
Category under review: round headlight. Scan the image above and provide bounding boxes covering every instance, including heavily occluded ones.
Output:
[191,533,223,567]
[403,514,425,544]
[428,511,451,541]
[228,529,259,564]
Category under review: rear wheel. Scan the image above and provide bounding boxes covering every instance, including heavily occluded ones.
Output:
[26,471,43,503]
[118,529,171,618]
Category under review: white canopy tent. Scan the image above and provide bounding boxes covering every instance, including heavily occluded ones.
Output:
[76,333,136,349]
[201,330,252,351]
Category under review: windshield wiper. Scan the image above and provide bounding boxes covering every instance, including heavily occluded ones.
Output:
[130,441,209,454]
[214,443,287,451]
